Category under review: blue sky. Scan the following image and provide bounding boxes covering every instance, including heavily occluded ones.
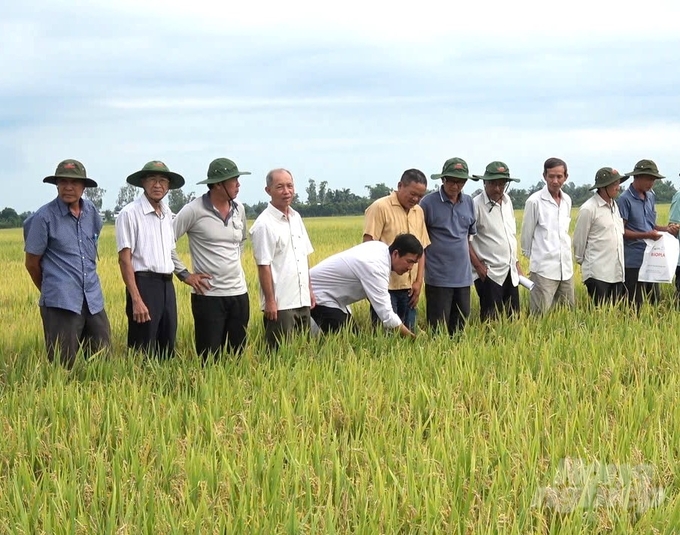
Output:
[2,0,680,212]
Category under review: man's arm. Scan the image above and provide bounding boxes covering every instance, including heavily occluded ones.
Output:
[118,248,151,323]
[622,224,661,241]
[572,207,592,265]
[469,242,487,280]
[520,199,537,258]
[25,253,42,291]
[257,264,278,321]
[408,253,425,308]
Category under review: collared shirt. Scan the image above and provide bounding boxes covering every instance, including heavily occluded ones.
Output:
[173,193,248,296]
[250,203,313,311]
[520,185,573,281]
[363,192,431,290]
[470,191,519,286]
[420,187,476,287]
[115,195,179,274]
[669,190,680,267]
[23,197,105,315]
[617,184,657,269]
[310,241,402,329]
[573,193,625,283]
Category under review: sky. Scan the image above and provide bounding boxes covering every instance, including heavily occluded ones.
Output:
[2,0,680,213]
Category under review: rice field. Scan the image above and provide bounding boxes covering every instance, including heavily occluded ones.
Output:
[1,208,680,534]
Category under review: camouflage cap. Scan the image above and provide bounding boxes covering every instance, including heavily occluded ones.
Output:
[589,167,628,190]
[126,160,185,189]
[624,159,665,179]
[473,161,520,182]
[197,157,252,185]
[43,159,98,188]
[430,157,476,181]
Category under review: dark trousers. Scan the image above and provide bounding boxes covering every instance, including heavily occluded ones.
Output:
[40,302,111,369]
[474,274,519,322]
[126,273,177,358]
[675,266,680,301]
[263,306,311,349]
[370,289,417,332]
[191,293,249,360]
[425,284,470,335]
[311,305,355,334]
[624,268,659,309]
[584,278,625,306]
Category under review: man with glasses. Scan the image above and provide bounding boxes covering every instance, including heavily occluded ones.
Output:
[363,168,430,331]
[172,158,252,361]
[469,161,524,321]
[420,157,478,335]
[115,160,187,358]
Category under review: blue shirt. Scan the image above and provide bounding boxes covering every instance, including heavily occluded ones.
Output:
[617,184,657,269]
[24,197,105,314]
[420,187,476,287]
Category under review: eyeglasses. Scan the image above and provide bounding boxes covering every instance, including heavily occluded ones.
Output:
[443,177,467,185]
[145,177,170,186]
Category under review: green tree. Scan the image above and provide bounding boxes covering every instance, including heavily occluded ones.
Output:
[306,179,318,205]
[167,188,196,215]
[115,184,138,211]
[653,179,677,203]
[365,183,392,200]
[83,187,106,211]
[318,181,328,204]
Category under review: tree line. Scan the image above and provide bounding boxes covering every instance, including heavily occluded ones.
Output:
[2,179,678,229]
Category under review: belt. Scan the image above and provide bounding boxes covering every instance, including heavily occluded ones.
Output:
[135,271,173,281]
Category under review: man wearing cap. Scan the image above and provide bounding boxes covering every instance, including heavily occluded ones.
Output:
[617,159,677,307]
[363,168,430,331]
[420,157,477,335]
[250,168,315,349]
[520,157,574,314]
[573,168,628,305]
[172,158,251,361]
[23,159,111,368]
[115,160,194,358]
[469,162,523,321]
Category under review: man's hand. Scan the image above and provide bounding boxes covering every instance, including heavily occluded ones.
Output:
[132,298,151,323]
[408,280,422,308]
[264,299,278,321]
[648,230,662,241]
[475,263,488,281]
[184,273,212,295]
[668,223,680,237]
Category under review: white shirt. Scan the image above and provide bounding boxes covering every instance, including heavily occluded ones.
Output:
[115,195,179,274]
[310,241,402,329]
[572,193,625,283]
[250,204,313,311]
[173,194,248,296]
[520,185,574,281]
[470,191,519,286]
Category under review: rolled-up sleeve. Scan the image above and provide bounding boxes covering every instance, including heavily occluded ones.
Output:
[572,205,593,265]
[357,262,402,329]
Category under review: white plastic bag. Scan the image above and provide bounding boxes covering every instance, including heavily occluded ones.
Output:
[638,232,680,283]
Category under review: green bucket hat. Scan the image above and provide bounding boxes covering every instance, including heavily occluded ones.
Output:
[430,157,476,181]
[624,159,665,179]
[43,159,97,188]
[197,157,251,185]
[473,161,520,182]
[589,167,628,190]
[127,161,185,189]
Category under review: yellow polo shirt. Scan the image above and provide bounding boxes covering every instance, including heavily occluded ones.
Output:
[363,192,431,290]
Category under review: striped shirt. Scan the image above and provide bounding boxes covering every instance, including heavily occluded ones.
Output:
[115,195,178,274]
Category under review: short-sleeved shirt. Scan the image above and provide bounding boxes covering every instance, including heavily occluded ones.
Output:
[310,241,401,328]
[669,190,680,267]
[23,197,105,315]
[363,192,430,290]
[173,193,248,296]
[420,187,476,288]
[617,184,657,269]
[115,195,178,274]
[250,203,314,311]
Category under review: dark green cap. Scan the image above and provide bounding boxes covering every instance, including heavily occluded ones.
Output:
[625,159,665,179]
[430,157,476,181]
[197,157,251,185]
[590,167,628,190]
[43,159,97,188]
[473,161,520,182]
[127,160,185,189]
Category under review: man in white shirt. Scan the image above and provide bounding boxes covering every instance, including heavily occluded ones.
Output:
[573,167,628,305]
[173,157,251,361]
[250,168,315,349]
[520,157,575,314]
[116,160,197,358]
[309,234,422,338]
[469,161,523,321]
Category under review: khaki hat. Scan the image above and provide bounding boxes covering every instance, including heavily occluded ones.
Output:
[431,157,476,181]
[473,161,520,182]
[624,159,665,179]
[43,159,97,188]
[589,167,628,190]
[197,157,251,185]
[127,161,185,189]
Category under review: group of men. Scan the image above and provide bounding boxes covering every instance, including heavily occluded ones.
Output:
[23,155,677,367]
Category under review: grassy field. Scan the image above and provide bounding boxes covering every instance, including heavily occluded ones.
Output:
[2,207,680,533]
